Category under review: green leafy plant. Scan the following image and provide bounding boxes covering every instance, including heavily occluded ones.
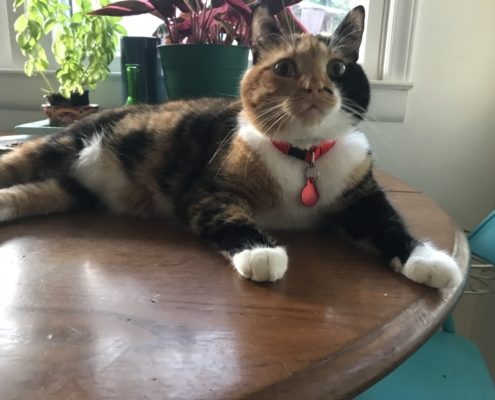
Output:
[13,0,126,99]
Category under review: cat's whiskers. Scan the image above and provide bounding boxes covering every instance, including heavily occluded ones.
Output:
[340,102,368,121]
[341,100,380,127]
[254,100,288,126]
[330,27,362,54]
[330,23,358,47]
[253,101,285,117]
[213,104,284,178]
[208,126,237,165]
[264,32,294,51]
[260,112,287,134]
[262,109,290,135]
[254,107,286,129]
[338,103,391,155]
[279,0,298,49]
[242,136,261,182]
[250,99,288,127]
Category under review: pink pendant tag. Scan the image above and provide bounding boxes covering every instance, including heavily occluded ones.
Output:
[301,178,319,207]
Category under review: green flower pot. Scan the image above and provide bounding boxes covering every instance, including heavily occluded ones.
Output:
[158,44,249,100]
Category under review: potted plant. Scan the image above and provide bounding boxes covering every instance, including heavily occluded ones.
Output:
[13,0,126,126]
[90,0,306,100]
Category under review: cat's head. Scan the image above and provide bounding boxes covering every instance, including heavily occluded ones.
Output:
[240,4,370,146]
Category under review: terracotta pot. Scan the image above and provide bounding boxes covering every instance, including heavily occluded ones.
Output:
[42,104,99,127]
[42,90,99,127]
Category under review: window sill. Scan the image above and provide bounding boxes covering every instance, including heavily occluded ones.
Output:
[368,80,413,123]
[0,69,412,123]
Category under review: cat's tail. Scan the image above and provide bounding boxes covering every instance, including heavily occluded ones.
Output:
[0,107,129,189]
[0,131,79,188]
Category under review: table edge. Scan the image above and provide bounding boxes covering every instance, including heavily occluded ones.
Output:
[243,226,470,400]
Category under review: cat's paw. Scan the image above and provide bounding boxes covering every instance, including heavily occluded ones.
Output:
[393,242,462,289]
[232,246,288,282]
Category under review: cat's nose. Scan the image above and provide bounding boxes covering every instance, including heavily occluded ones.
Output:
[303,86,334,95]
[302,80,333,95]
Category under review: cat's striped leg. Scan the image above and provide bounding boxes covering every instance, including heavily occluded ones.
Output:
[334,175,461,289]
[0,134,79,189]
[188,192,287,282]
[0,177,97,223]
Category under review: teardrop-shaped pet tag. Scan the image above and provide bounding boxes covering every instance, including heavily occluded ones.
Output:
[301,178,319,207]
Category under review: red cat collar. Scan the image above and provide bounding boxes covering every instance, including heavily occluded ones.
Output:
[271,139,337,207]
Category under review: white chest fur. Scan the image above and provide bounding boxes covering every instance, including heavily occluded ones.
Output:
[238,122,371,230]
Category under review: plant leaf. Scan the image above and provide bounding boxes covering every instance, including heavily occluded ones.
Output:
[14,14,29,33]
[88,1,155,17]
[149,0,175,19]
[72,12,84,24]
[52,40,66,61]
[60,86,71,99]
[28,20,42,41]
[43,19,57,34]
[13,0,25,11]
[24,59,34,76]
[173,0,200,13]
[211,0,225,8]
[16,31,30,50]
[224,0,251,22]
[115,24,128,35]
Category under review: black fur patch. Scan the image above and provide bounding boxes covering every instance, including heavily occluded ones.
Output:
[207,222,275,255]
[153,99,239,218]
[186,189,275,254]
[113,130,154,177]
[332,173,418,264]
[33,135,72,172]
[332,63,370,120]
[58,176,99,209]
[65,107,130,151]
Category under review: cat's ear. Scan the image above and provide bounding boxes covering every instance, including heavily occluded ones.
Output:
[330,6,365,62]
[250,3,283,64]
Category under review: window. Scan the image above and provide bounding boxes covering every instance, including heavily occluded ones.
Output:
[118,14,163,38]
[0,0,416,122]
[290,0,369,65]
[1,1,26,70]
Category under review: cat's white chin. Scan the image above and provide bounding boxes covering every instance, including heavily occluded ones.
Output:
[296,106,327,125]
[232,246,288,282]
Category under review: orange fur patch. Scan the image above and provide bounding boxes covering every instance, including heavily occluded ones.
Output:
[0,179,72,221]
[241,34,343,134]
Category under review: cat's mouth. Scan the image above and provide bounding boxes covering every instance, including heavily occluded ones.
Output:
[296,103,328,122]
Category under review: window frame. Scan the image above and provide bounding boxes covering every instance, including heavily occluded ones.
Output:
[365,0,417,122]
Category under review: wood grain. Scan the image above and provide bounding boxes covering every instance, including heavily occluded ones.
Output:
[0,172,468,400]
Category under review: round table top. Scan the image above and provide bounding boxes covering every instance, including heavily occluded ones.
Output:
[0,171,468,400]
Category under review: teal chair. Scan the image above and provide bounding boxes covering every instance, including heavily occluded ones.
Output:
[357,211,495,400]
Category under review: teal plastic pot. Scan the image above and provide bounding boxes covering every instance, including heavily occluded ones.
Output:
[158,44,249,100]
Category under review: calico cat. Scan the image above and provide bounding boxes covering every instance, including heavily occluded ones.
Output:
[0,5,461,288]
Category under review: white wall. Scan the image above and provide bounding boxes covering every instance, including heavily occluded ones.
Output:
[364,0,495,230]
[364,0,495,379]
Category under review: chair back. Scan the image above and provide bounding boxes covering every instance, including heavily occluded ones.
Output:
[468,211,495,264]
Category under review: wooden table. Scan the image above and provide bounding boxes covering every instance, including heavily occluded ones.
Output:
[0,171,468,400]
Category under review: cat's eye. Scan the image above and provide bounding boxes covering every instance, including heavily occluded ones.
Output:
[327,59,346,79]
[273,59,297,78]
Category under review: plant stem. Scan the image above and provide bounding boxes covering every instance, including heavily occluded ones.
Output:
[39,71,55,94]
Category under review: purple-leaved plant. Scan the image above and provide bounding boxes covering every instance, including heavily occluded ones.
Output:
[90,0,306,45]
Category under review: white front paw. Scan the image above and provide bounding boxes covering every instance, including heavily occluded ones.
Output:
[232,246,288,282]
[399,243,462,289]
